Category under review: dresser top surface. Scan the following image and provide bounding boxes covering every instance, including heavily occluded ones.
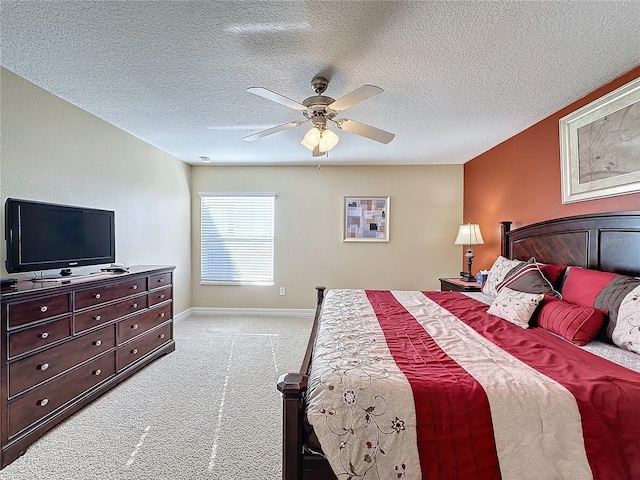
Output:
[1,265,175,300]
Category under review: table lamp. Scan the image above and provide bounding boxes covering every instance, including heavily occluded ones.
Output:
[454,223,484,282]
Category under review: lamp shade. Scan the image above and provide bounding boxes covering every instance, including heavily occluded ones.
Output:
[301,127,322,150]
[454,223,484,246]
[318,129,339,152]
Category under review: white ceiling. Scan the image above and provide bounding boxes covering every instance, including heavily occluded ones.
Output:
[2,1,639,166]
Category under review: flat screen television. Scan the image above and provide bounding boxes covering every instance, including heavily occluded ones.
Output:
[5,198,115,275]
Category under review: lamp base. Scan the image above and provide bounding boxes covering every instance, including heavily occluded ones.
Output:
[459,271,476,283]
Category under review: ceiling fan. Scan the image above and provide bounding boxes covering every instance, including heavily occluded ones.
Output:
[243,76,395,157]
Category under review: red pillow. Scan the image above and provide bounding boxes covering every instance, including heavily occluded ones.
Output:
[537,297,605,345]
[560,267,618,307]
[539,264,567,288]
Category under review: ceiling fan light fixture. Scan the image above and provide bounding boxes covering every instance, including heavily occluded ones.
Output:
[303,127,321,145]
[318,128,339,152]
[301,127,321,150]
[246,76,395,155]
[300,138,315,151]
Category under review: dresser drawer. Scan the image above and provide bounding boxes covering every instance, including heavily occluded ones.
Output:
[118,323,171,371]
[148,272,172,290]
[74,293,148,333]
[148,287,172,306]
[7,294,71,328]
[9,325,116,397]
[9,316,72,359]
[75,278,147,309]
[117,303,171,344]
[8,352,116,438]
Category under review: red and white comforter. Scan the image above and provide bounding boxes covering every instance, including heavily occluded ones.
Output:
[305,289,640,480]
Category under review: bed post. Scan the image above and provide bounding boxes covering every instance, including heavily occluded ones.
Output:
[500,221,513,258]
[277,372,307,480]
[277,286,326,480]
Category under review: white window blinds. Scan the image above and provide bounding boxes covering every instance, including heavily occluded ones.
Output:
[200,193,275,285]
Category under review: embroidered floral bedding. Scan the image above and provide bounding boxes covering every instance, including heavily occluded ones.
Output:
[305,289,640,480]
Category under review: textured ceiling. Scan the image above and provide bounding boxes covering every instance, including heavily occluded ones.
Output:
[2,1,639,166]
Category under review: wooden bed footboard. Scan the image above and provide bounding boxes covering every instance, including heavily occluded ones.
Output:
[277,286,332,480]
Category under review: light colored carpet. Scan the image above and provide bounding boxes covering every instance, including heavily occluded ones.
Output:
[0,314,313,480]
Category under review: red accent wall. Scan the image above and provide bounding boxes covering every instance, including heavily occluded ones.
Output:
[465,66,640,272]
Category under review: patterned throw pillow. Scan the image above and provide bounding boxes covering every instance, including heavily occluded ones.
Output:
[482,256,526,297]
[561,267,640,341]
[537,297,605,346]
[496,262,561,297]
[487,286,544,329]
[611,285,640,354]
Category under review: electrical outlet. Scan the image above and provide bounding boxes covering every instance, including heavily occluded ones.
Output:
[279,287,286,296]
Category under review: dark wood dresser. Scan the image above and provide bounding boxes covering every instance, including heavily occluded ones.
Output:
[0,265,175,468]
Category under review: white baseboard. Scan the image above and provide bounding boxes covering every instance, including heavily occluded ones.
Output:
[174,308,193,323]
[176,307,315,320]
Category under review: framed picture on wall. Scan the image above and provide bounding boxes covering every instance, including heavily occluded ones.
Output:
[559,77,640,204]
[343,196,390,242]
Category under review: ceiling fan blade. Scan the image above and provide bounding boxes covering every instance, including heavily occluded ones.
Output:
[337,119,395,144]
[243,121,301,141]
[247,87,307,111]
[328,85,383,111]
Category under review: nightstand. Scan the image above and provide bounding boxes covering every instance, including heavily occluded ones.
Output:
[439,277,482,292]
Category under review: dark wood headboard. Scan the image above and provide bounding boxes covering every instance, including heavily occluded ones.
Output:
[500,211,640,277]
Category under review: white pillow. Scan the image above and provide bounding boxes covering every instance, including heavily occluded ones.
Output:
[482,256,526,297]
[487,286,544,329]
[611,285,640,354]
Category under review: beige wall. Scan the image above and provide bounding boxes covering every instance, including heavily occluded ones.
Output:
[0,68,192,315]
[191,164,463,309]
[0,68,463,313]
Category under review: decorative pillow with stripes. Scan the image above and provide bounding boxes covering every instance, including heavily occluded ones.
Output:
[537,297,606,346]
[496,262,561,297]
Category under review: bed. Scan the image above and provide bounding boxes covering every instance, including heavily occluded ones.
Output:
[277,211,640,480]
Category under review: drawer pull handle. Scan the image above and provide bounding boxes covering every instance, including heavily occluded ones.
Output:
[132,285,138,290]
[94,293,101,299]
[38,398,49,407]
[160,294,165,299]
[94,340,102,347]
[39,363,49,371]
[40,305,48,313]
[132,348,138,355]
[40,332,49,339]
[159,333,165,339]
[132,303,138,308]
[94,369,102,376]
[159,278,165,283]
[94,315,102,321]
[160,312,165,318]
[132,324,138,330]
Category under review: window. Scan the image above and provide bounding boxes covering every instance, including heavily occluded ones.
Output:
[200,193,275,285]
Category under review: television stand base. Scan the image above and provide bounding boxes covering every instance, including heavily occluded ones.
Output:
[31,271,112,282]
